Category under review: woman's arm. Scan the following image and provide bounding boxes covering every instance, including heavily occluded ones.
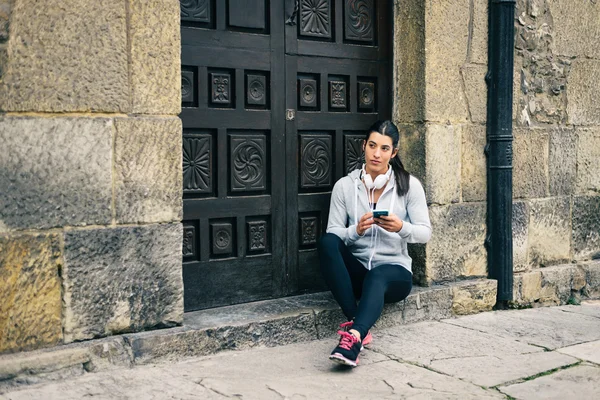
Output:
[398,177,432,244]
[326,179,363,245]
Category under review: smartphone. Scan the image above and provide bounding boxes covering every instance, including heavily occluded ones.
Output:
[372,210,389,218]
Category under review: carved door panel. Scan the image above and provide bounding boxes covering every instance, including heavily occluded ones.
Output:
[180,1,286,311]
[284,0,391,293]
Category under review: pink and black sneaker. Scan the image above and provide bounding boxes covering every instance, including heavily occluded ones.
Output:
[339,321,373,350]
[329,330,362,367]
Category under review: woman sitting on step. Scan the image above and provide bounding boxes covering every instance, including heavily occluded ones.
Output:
[318,120,432,367]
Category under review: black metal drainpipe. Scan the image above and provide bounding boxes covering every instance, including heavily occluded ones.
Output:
[485,0,516,307]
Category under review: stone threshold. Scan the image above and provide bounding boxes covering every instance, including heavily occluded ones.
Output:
[0,279,496,392]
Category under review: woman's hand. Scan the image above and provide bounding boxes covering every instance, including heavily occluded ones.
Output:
[356,212,374,236]
[374,214,404,233]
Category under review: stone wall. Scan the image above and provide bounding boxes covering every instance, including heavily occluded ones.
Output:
[394,0,600,300]
[0,0,183,353]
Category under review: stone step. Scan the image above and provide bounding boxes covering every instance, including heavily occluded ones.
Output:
[0,279,496,392]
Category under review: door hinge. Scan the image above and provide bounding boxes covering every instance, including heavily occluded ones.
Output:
[286,109,296,121]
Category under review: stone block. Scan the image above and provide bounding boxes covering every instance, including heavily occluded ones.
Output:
[461,64,487,123]
[572,196,600,260]
[581,261,600,299]
[115,117,183,224]
[461,125,486,202]
[392,0,425,123]
[130,0,180,115]
[470,0,488,64]
[397,123,426,184]
[451,279,497,315]
[0,234,62,353]
[0,0,129,112]
[62,224,183,343]
[424,0,470,122]
[575,127,600,194]
[567,60,600,125]
[528,197,571,267]
[513,201,530,273]
[427,203,487,282]
[549,127,577,196]
[548,0,600,58]
[513,128,549,199]
[425,124,461,204]
[0,117,112,231]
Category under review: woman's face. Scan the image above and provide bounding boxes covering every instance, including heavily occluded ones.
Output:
[363,131,398,175]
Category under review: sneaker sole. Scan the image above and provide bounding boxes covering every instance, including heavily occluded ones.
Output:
[329,353,358,367]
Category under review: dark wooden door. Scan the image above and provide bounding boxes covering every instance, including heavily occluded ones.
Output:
[180,0,390,311]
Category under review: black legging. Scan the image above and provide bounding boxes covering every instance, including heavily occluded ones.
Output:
[318,233,412,339]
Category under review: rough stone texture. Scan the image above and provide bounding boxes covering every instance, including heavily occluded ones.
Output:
[114,117,183,224]
[513,128,549,199]
[548,0,600,59]
[425,124,461,204]
[557,302,600,319]
[572,195,600,260]
[0,0,129,112]
[62,224,183,343]
[392,0,425,123]
[427,203,487,282]
[0,117,112,231]
[461,125,486,202]
[0,0,9,80]
[451,279,497,315]
[470,0,488,64]
[549,127,577,196]
[528,197,571,267]
[500,365,600,400]
[575,127,600,194]
[557,340,600,364]
[130,0,180,115]
[446,306,600,350]
[424,0,470,122]
[513,201,530,272]
[397,123,426,184]
[461,64,487,123]
[567,60,600,125]
[581,262,600,299]
[0,234,62,354]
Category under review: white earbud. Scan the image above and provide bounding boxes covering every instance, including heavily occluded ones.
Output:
[362,164,392,190]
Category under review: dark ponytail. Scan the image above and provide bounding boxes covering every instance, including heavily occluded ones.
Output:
[366,120,410,196]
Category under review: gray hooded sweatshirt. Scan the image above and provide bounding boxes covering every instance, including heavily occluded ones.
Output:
[326,169,432,273]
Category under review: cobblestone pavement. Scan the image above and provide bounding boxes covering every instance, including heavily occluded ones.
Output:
[2,302,600,399]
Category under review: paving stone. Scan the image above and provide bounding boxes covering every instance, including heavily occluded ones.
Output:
[444,307,600,349]
[556,303,600,320]
[557,340,600,364]
[499,365,600,400]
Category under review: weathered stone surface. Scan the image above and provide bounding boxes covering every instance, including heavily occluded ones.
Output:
[445,306,600,349]
[427,203,487,282]
[461,125,486,202]
[392,0,425,123]
[575,127,600,193]
[397,123,426,184]
[581,261,600,299]
[549,127,577,196]
[500,365,600,400]
[62,224,183,343]
[130,0,180,114]
[0,117,112,231]
[425,124,461,204]
[451,279,497,315]
[114,117,182,224]
[572,196,600,260]
[567,60,600,125]
[513,129,549,199]
[461,64,487,123]
[513,201,530,272]
[0,0,129,112]
[424,0,470,122]
[557,303,600,319]
[528,197,571,267]
[470,0,488,64]
[557,340,600,364]
[0,234,62,353]
[548,0,600,58]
